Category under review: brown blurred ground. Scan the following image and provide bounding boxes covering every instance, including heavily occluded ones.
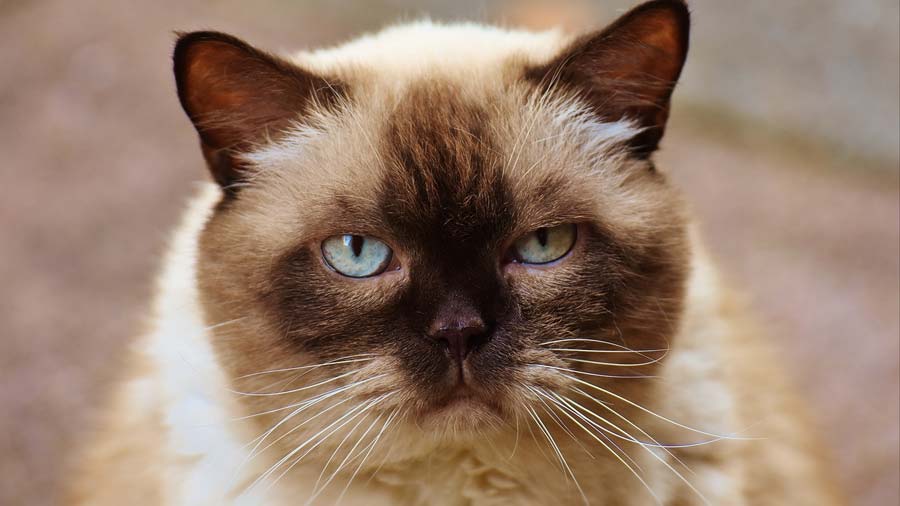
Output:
[1,1,897,505]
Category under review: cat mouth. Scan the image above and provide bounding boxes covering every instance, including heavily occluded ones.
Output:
[437,384,478,406]
[424,383,502,420]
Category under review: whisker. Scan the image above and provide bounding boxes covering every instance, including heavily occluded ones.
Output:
[508,410,522,460]
[204,316,249,331]
[560,382,733,504]
[236,355,376,380]
[559,373,745,440]
[567,387,728,450]
[525,406,589,505]
[547,347,669,355]
[551,389,714,504]
[235,373,386,423]
[561,357,664,368]
[243,356,377,395]
[523,407,556,468]
[251,393,390,496]
[535,364,656,379]
[576,394,713,506]
[540,338,667,362]
[545,337,667,350]
[531,389,661,505]
[335,407,400,505]
[262,401,380,496]
[240,374,387,470]
[245,394,353,465]
[360,408,402,489]
[547,391,645,473]
[306,395,396,505]
[526,386,595,459]
[306,409,377,503]
[564,387,700,488]
[231,391,351,488]
[540,338,644,349]
[235,381,356,422]
[231,369,361,397]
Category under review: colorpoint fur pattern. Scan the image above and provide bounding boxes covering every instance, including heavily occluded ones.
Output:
[67,2,845,505]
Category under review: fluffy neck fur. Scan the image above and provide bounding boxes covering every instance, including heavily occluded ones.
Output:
[145,183,737,506]
[67,16,845,506]
[155,22,733,504]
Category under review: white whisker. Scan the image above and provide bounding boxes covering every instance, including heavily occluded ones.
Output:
[541,338,667,362]
[508,410,522,460]
[523,407,557,468]
[231,369,361,397]
[243,394,353,470]
[235,373,386,424]
[548,347,669,355]
[335,409,398,504]
[360,408,402,489]
[526,406,589,505]
[567,386,726,450]
[249,393,388,496]
[235,373,388,487]
[236,355,376,380]
[306,394,396,505]
[547,391,645,472]
[245,375,388,462]
[560,373,745,440]
[535,363,655,379]
[335,407,400,505]
[526,386,595,459]
[561,357,664,368]
[532,388,661,505]
[306,409,377,503]
[204,316,249,331]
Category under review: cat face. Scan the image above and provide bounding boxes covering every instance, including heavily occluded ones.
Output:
[176,0,690,456]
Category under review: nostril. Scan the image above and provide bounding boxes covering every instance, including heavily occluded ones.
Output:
[427,319,490,361]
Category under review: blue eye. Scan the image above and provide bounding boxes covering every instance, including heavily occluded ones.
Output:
[321,235,393,278]
[512,224,577,265]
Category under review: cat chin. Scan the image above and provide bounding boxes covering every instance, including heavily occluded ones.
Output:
[413,395,508,441]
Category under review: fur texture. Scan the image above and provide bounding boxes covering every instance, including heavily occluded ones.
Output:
[67,3,845,505]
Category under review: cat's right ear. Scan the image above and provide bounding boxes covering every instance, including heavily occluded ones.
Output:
[173,31,344,190]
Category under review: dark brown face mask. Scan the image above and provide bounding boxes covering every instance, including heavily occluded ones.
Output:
[175,0,690,422]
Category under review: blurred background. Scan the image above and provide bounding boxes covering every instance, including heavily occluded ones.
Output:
[1,0,897,504]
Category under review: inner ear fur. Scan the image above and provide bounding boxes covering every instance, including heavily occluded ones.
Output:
[526,0,690,157]
[173,31,344,189]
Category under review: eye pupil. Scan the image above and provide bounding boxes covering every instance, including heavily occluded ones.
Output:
[535,227,548,247]
[349,235,364,257]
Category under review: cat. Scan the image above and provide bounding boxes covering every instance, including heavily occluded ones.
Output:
[66,1,846,504]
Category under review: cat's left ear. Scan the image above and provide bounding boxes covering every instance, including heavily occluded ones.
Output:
[526,0,690,157]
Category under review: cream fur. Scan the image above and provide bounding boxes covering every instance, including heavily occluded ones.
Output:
[84,186,725,505]
[72,186,834,505]
[66,22,844,506]
[294,21,565,86]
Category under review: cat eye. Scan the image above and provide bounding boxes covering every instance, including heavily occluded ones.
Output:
[510,224,577,265]
[321,235,393,278]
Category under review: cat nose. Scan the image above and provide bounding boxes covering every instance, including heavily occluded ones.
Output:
[427,312,489,362]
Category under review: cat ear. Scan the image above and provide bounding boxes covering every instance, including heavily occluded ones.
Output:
[527,0,690,157]
[173,31,344,189]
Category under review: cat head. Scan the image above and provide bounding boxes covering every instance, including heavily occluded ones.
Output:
[175,0,690,460]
